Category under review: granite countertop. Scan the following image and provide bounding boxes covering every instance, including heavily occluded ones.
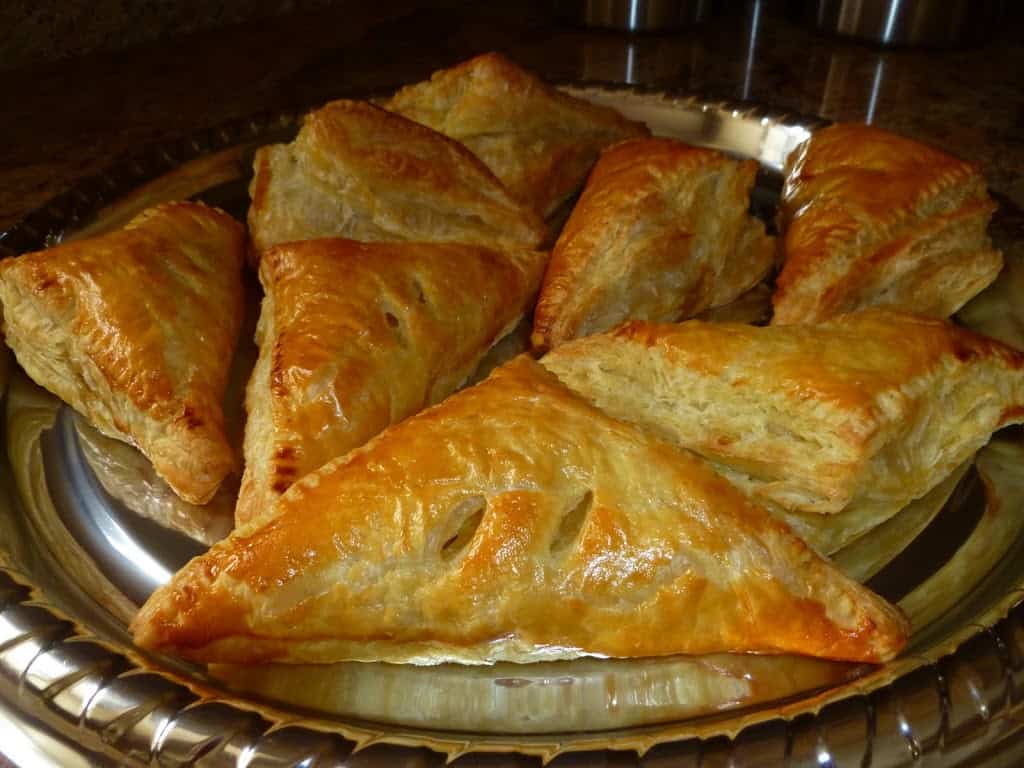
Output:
[0,0,1022,235]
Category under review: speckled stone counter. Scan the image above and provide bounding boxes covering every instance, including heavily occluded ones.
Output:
[0,0,1022,231]
[0,0,349,71]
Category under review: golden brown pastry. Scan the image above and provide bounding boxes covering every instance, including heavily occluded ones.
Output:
[133,356,909,665]
[247,99,545,254]
[541,310,1024,552]
[532,138,776,350]
[382,52,650,219]
[773,123,1002,325]
[0,202,245,504]
[236,238,547,527]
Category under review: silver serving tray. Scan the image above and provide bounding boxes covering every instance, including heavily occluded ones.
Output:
[1,86,1024,766]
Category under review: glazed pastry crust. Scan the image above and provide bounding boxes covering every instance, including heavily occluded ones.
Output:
[382,52,650,219]
[532,138,775,350]
[133,356,909,665]
[236,238,547,527]
[247,99,545,254]
[773,123,1002,324]
[0,202,245,504]
[541,310,1024,550]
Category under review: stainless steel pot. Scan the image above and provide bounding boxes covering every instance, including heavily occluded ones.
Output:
[555,0,711,32]
[807,0,1005,47]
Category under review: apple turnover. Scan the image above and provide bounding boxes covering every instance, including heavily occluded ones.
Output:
[133,356,909,665]
[235,238,547,527]
[247,99,545,254]
[0,202,245,504]
[382,52,650,219]
[773,123,1002,325]
[532,138,776,350]
[541,310,1024,553]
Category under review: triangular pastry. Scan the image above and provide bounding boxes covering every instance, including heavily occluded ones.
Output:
[541,311,1024,553]
[773,123,1002,325]
[133,356,909,665]
[0,202,245,505]
[235,238,547,527]
[247,99,545,254]
[382,52,650,219]
[532,138,776,350]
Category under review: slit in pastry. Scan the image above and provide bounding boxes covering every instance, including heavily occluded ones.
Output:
[134,356,909,666]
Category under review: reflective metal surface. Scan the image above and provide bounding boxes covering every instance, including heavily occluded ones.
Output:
[807,0,1005,48]
[556,0,710,32]
[42,409,207,605]
[0,86,1023,765]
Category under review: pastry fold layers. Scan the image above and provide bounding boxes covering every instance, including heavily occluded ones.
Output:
[541,311,1024,552]
[247,99,545,254]
[0,202,245,504]
[134,356,909,665]
[773,123,1001,325]
[236,237,548,527]
[532,138,775,350]
[382,52,649,219]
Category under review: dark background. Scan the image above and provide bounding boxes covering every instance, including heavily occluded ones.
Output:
[1,0,1022,233]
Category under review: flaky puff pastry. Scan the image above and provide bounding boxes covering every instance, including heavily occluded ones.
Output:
[247,99,545,255]
[133,356,909,665]
[382,52,649,219]
[236,238,547,527]
[532,138,776,350]
[541,311,1024,553]
[773,123,1001,325]
[0,202,245,504]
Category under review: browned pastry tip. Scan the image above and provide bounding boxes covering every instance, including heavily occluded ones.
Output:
[383,52,650,220]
